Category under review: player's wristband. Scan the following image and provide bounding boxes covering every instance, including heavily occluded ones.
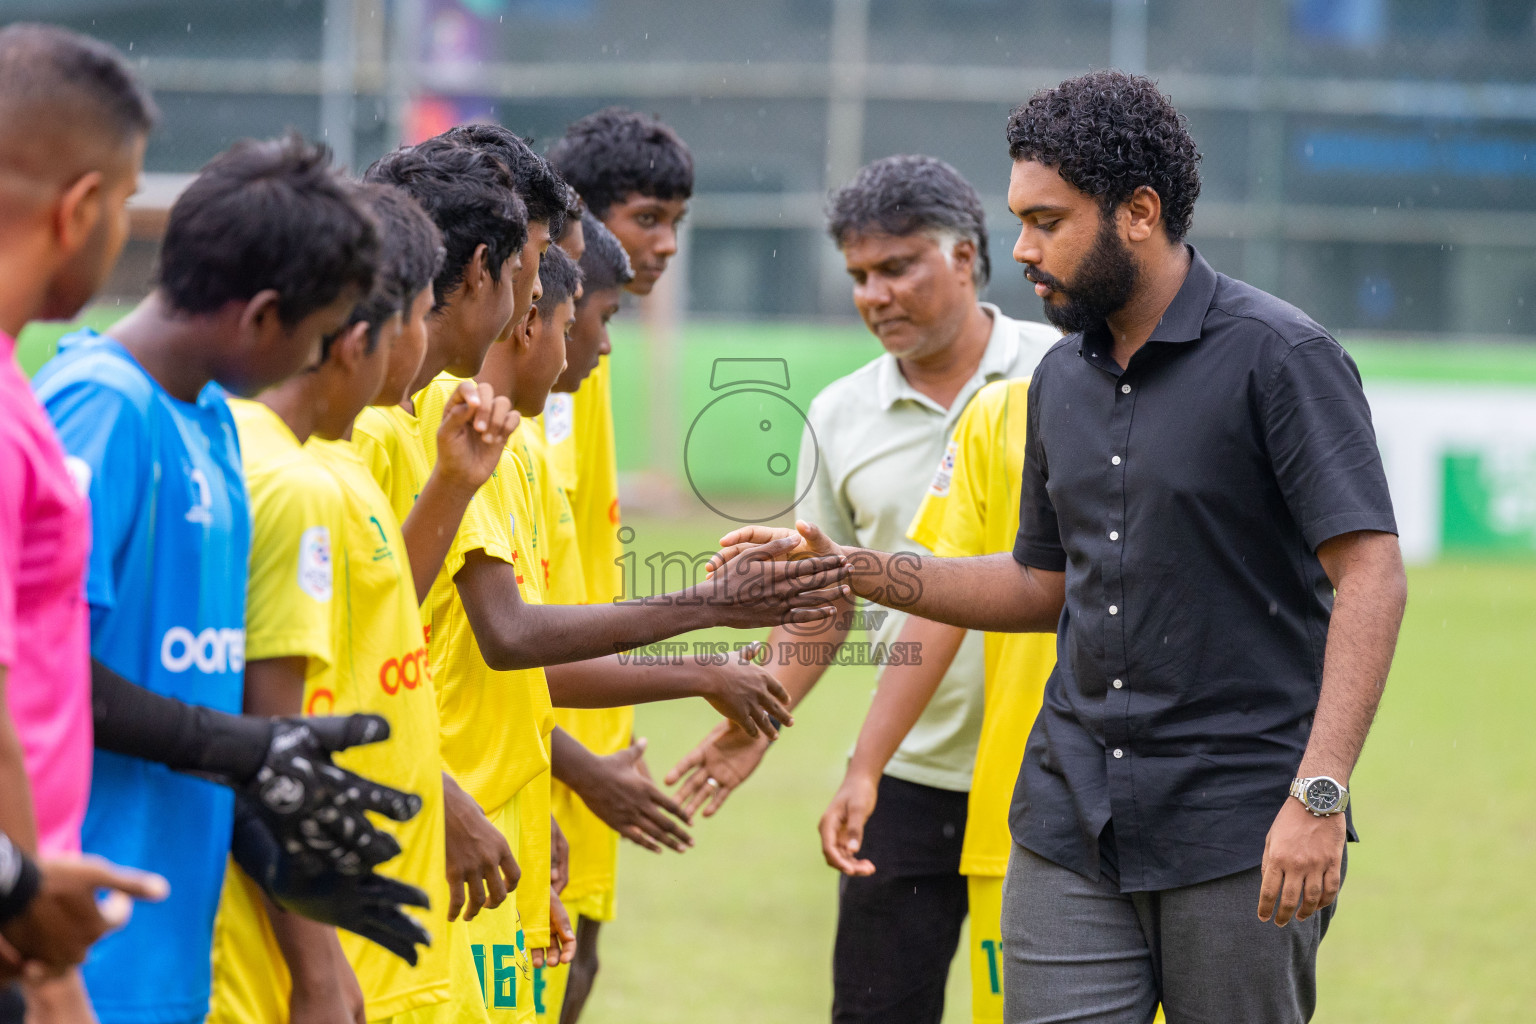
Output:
[0,832,41,925]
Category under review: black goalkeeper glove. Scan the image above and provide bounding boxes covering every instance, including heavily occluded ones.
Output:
[228,715,423,876]
[88,668,421,876]
[231,797,431,965]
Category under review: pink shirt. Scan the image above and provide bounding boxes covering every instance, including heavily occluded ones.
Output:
[0,331,92,855]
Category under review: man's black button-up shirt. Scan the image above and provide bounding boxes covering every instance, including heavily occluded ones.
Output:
[1009,247,1397,892]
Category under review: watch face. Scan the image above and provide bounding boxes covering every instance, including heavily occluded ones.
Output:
[1306,778,1342,812]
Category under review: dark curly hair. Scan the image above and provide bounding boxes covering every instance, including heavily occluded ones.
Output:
[159,133,378,326]
[546,107,693,220]
[1006,70,1202,242]
[343,181,444,350]
[827,154,991,287]
[534,244,582,314]
[576,211,633,297]
[363,138,526,311]
[440,122,575,240]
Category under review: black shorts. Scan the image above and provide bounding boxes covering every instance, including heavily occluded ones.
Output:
[831,775,970,1024]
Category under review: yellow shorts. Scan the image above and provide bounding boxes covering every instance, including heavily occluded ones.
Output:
[559,884,615,925]
[385,918,487,1024]
[551,772,620,926]
[968,875,1005,1024]
[457,797,535,1023]
[532,963,563,1024]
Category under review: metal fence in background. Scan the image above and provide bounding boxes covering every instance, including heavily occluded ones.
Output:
[20,0,1536,338]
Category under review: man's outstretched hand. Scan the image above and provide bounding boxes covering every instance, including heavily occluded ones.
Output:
[694,532,849,629]
[231,797,430,965]
[666,720,773,819]
[707,521,844,577]
[232,715,422,878]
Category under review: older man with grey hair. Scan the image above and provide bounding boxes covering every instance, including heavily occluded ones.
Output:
[669,154,1058,1024]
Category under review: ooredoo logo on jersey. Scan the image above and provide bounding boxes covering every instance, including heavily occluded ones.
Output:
[160,626,246,674]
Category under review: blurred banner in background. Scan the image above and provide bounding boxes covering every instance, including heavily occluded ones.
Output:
[14,0,1536,558]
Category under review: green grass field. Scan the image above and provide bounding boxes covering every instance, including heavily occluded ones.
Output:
[580,514,1536,1023]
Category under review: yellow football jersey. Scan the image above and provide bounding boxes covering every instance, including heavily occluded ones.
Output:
[412,376,551,815]
[413,379,553,953]
[354,402,435,531]
[906,378,1056,879]
[567,356,623,607]
[521,413,585,607]
[308,435,452,1015]
[211,406,451,1023]
[544,367,629,915]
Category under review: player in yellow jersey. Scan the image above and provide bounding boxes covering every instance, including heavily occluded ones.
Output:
[445,124,849,1022]
[537,213,680,1022]
[413,373,551,1024]
[353,141,540,1023]
[452,233,843,992]
[546,110,694,1022]
[209,181,521,1024]
[903,378,1051,1024]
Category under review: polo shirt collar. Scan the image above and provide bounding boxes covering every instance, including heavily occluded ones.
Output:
[876,302,1019,411]
[1147,245,1218,345]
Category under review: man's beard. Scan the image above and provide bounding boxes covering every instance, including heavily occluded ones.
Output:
[1028,215,1139,334]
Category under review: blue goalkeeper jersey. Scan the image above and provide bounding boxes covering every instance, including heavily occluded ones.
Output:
[34,330,250,1024]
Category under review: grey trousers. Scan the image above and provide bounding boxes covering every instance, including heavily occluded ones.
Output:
[1001,842,1336,1024]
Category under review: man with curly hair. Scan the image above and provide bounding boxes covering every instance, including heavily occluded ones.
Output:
[727,71,1407,1023]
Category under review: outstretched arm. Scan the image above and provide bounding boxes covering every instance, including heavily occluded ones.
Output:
[454,537,849,672]
[662,591,855,818]
[546,642,792,740]
[550,731,693,853]
[715,522,1065,633]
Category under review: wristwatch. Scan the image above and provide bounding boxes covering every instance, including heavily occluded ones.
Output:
[1290,776,1349,816]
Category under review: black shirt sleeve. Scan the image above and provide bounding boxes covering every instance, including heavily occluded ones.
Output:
[1013,369,1067,571]
[1261,337,1398,550]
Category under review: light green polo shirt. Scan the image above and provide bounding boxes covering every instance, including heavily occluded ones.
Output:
[795,303,1059,791]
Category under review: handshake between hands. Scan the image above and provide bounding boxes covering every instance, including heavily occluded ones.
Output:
[706,521,844,579]
[656,523,848,819]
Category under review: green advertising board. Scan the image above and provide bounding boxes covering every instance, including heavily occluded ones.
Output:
[18,309,1536,560]
[1443,451,1536,556]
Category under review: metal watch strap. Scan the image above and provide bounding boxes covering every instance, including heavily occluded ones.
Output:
[1291,776,1347,816]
